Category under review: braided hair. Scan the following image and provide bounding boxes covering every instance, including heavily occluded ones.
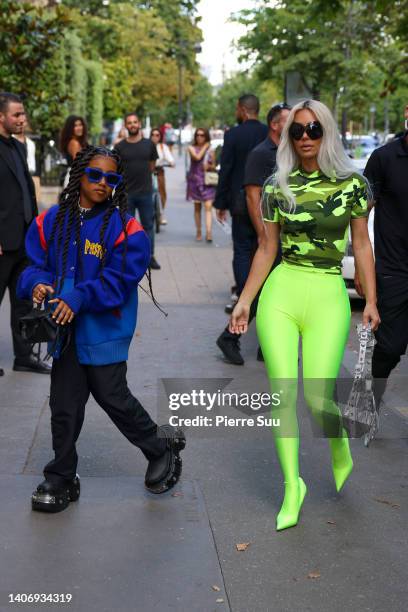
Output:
[46,145,165,314]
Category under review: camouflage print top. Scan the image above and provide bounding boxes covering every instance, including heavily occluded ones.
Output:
[263,169,369,274]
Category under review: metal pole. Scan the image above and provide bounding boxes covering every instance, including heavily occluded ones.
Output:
[178,60,183,157]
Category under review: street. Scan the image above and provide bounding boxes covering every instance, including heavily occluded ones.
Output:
[0,162,407,612]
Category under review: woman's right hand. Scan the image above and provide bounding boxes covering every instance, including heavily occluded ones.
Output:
[229,302,250,335]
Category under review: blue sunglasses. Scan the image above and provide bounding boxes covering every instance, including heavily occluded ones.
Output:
[84,167,123,188]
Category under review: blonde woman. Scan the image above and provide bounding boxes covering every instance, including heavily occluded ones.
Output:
[230,100,380,530]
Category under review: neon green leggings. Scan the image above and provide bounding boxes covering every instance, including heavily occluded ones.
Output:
[256,262,352,500]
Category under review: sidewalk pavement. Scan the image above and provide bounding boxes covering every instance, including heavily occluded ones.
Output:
[38,185,60,210]
[0,162,407,612]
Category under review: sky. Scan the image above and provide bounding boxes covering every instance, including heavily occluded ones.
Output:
[196,0,256,85]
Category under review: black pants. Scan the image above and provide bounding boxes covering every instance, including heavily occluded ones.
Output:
[127,193,154,255]
[44,338,167,482]
[372,273,408,404]
[231,214,258,295]
[223,215,281,341]
[0,247,32,360]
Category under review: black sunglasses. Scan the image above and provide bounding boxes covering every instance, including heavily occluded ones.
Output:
[289,121,323,141]
[84,167,123,188]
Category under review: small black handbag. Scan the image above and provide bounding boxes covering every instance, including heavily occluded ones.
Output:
[19,305,71,357]
[19,305,59,344]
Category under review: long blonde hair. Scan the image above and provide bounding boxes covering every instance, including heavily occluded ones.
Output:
[269,99,367,212]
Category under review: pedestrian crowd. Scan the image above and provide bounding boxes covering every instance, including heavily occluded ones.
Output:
[0,85,407,528]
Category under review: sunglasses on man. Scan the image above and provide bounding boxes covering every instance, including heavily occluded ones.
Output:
[289,121,323,141]
[84,167,123,188]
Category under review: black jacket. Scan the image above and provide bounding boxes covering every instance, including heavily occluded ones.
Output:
[364,134,408,276]
[214,119,268,214]
[0,135,37,251]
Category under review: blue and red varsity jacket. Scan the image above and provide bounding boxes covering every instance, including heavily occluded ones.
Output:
[17,201,151,366]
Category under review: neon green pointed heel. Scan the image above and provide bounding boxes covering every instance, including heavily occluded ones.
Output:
[276,477,307,531]
[332,455,353,492]
[330,437,353,492]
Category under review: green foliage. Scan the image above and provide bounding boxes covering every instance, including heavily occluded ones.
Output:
[235,0,407,133]
[0,1,202,137]
[70,1,201,121]
[0,1,72,136]
[258,80,283,123]
[212,72,281,127]
[189,75,215,127]
[85,60,104,138]
[64,31,87,117]
[375,0,408,39]
[214,72,258,127]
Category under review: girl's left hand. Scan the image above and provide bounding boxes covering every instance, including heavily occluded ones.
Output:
[48,298,75,325]
[363,302,381,332]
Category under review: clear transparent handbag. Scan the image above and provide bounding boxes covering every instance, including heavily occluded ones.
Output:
[343,324,379,446]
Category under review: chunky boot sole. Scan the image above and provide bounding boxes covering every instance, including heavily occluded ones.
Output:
[31,475,80,513]
[13,364,51,374]
[67,476,81,502]
[32,489,70,513]
[145,428,186,494]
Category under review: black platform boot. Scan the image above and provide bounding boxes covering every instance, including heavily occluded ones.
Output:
[31,475,80,513]
[145,426,186,494]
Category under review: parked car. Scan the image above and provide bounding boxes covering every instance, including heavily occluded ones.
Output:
[348,134,381,171]
[342,209,374,299]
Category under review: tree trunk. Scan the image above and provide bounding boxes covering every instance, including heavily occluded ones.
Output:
[341,108,348,144]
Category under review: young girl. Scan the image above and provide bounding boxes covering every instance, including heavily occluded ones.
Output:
[18,145,185,513]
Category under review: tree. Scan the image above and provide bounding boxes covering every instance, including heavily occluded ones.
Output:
[70,2,201,121]
[189,75,215,126]
[85,60,104,139]
[0,0,203,138]
[214,72,258,127]
[64,31,88,117]
[0,1,72,135]
[213,71,280,127]
[235,0,396,134]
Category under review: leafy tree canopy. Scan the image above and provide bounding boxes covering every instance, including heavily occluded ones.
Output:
[235,0,408,133]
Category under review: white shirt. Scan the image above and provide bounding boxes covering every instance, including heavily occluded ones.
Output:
[155,143,175,167]
[12,135,36,174]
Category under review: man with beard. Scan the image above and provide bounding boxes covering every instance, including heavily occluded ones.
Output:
[115,113,160,270]
[0,91,50,375]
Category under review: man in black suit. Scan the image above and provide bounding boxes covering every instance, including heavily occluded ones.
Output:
[0,92,50,374]
[214,94,268,365]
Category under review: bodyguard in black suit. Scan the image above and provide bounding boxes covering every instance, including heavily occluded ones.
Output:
[0,92,50,374]
[214,94,267,365]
